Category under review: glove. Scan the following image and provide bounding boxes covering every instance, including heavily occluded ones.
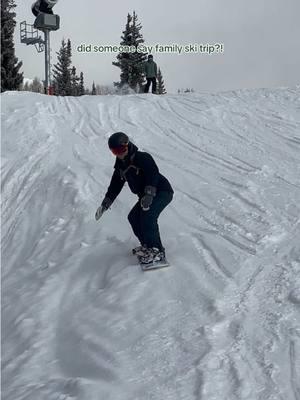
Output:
[101,197,112,210]
[141,194,153,211]
[95,197,112,221]
[141,186,156,211]
[95,206,105,221]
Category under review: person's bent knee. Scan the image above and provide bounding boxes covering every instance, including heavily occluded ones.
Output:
[128,209,139,226]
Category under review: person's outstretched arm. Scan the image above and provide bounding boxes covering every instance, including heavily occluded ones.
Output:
[95,169,125,220]
[104,169,125,204]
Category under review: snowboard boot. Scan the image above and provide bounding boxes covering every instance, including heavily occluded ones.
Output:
[139,247,166,265]
[132,244,148,257]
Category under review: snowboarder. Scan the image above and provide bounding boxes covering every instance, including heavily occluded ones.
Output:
[143,55,157,94]
[95,132,174,265]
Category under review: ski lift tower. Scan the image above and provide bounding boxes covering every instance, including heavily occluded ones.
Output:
[20,1,60,94]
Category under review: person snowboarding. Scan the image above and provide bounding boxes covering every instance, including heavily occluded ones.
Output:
[95,132,174,267]
[143,55,157,94]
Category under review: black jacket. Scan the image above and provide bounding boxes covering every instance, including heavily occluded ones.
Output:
[105,143,173,203]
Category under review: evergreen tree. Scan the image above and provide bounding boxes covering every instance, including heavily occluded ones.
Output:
[1,0,23,92]
[70,66,80,96]
[31,76,43,93]
[113,11,147,92]
[96,84,101,95]
[157,68,167,94]
[91,82,96,95]
[79,72,85,96]
[67,38,72,62]
[113,13,131,89]
[23,81,30,91]
[52,39,72,96]
[97,84,116,95]
[128,11,147,91]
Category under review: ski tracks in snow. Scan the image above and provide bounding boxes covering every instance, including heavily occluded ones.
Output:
[197,226,300,400]
[2,88,300,400]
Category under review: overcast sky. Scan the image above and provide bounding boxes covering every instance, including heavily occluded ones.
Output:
[14,0,300,93]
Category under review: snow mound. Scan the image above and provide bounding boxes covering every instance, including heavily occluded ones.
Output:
[2,88,300,400]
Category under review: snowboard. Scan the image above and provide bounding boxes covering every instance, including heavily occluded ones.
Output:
[132,248,170,271]
[139,258,170,271]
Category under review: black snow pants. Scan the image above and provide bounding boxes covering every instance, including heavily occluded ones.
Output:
[128,191,173,251]
[144,78,157,94]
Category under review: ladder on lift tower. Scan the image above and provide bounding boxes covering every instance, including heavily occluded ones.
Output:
[20,21,44,53]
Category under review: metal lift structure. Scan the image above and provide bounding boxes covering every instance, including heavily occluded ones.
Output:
[20,13,60,94]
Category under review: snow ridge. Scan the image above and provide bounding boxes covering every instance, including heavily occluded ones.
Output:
[2,88,300,399]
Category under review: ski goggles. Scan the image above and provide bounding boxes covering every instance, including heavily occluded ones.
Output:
[110,144,128,156]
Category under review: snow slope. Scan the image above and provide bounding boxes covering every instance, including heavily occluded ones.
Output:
[2,88,300,400]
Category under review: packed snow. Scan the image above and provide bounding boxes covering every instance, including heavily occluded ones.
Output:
[1,88,300,400]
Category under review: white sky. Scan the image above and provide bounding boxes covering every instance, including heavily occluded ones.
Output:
[14,0,300,93]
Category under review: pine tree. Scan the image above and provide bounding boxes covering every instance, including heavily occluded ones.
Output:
[23,81,30,91]
[1,0,23,92]
[52,39,72,96]
[96,85,115,95]
[67,38,72,61]
[70,66,80,96]
[96,84,101,95]
[91,82,96,95]
[113,13,131,90]
[31,77,43,93]
[157,68,167,94]
[79,72,85,96]
[113,11,147,92]
[128,11,147,91]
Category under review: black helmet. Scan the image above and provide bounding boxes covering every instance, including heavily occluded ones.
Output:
[108,132,129,149]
